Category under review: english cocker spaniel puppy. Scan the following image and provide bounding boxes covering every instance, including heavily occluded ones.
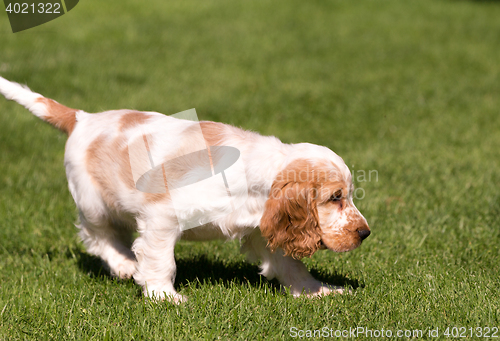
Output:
[0,76,370,303]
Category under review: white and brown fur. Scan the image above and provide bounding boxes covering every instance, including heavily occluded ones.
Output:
[0,77,370,303]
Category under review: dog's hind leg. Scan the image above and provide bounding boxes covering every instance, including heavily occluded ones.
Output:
[132,216,185,303]
[77,211,137,279]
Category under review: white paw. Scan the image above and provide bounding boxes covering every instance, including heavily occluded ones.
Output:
[290,284,350,297]
[166,294,188,304]
[110,258,137,279]
[144,288,187,304]
[309,284,350,297]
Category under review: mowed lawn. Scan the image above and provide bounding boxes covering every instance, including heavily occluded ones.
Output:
[1,0,500,339]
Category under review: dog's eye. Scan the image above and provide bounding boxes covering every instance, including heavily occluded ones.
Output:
[329,190,343,202]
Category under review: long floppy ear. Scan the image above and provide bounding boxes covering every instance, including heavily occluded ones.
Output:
[260,179,322,259]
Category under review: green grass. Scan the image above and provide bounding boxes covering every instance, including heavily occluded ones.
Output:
[1,0,500,339]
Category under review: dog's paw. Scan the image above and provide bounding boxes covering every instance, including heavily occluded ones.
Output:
[289,283,350,298]
[110,258,138,279]
[166,294,188,304]
[144,288,187,304]
[308,284,351,297]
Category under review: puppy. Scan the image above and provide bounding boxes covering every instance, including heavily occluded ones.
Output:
[0,76,370,302]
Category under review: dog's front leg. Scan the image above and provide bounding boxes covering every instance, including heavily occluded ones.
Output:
[242,229,345,297]
[132,217,185,303]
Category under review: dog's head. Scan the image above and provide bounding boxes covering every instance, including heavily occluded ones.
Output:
[260,154,370,259]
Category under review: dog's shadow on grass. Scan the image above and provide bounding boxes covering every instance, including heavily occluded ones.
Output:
[74,250,114,280]
[174,255,279,291]
[175,256,361,291]
[75,251,361,295]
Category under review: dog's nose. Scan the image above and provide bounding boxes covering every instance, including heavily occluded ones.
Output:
[358,229,371,240]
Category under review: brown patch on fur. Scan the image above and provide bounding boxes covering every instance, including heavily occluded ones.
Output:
[119,111,151,132]
[138,134,170,203]
[144,190,168,203]
[168,121,228,177]
[117,142,137,190]
[260,159,345,259]
[199,121,227,147]
[199,122,226,173]
[86,135,119,209]
[120,135,167,204]
[320,232,361,253]
[86,134,167,210]
[35,98,78,135]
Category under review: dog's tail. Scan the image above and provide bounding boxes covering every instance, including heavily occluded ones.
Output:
[0,76,79,135]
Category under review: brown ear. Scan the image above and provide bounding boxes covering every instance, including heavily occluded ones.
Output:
[260,180,322,259]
